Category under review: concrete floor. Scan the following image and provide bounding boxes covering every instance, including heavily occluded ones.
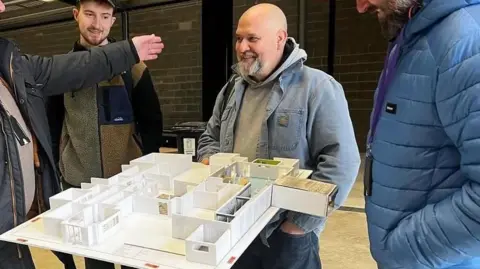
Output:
[28,158,376,269]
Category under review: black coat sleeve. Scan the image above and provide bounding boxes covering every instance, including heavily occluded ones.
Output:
[132,67,163,154]
[23,39,139,97]
[44,94,64,165]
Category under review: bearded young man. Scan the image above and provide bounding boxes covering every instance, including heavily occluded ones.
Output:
[356,0,480,268]
[44,0,163,268]
[47,0,163,191]
[197,3,360,269]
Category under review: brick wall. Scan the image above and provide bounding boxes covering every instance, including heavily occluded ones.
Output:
[128,1,202,127]
[0,0,387,151]
[334,0,387,150]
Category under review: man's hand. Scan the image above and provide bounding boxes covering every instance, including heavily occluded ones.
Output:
[280,220,305,235]
[132,34,165,61]
[200,158,209,165]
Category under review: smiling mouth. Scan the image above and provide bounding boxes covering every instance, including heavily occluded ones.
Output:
[241,55,257,61]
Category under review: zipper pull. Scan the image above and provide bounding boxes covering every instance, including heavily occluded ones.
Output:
[366,143,372,158]
[9,115,30,146]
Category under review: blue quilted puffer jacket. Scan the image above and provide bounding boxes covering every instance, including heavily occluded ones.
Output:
[366,0,480,268]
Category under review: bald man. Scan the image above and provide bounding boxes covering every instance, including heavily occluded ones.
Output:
[197,3,360,269]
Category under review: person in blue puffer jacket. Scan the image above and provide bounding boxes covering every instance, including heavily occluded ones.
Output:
[356,0,480,268]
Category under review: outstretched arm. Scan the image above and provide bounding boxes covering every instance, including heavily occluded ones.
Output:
[23,35,163,97]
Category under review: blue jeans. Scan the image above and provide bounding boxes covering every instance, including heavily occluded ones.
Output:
[232,228,321,269]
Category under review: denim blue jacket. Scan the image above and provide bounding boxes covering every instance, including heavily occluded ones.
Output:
[197,41,360,241]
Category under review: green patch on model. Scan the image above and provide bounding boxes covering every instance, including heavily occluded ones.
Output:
[253,159,281,166]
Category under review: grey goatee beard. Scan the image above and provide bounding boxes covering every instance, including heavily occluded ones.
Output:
[380,0,418,40]
[238,52,262,79]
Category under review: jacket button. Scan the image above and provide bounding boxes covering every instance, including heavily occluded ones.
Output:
[19,99,25,104]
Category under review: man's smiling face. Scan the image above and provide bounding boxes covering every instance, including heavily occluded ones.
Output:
[73,0,116,46]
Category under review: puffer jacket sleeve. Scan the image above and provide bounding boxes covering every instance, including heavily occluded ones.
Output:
[384,37,480,268]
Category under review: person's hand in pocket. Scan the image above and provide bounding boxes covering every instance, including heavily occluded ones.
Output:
[280,220,305,235]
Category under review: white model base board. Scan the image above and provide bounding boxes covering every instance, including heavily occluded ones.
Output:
[123,214,186,255]
[0,207,280,269]
[0,153,328,269]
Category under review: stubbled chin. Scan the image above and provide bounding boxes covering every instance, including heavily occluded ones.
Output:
[376,8,388,18]
[239,61,252,68]
[88,41,102,47]
[238,63,253,74]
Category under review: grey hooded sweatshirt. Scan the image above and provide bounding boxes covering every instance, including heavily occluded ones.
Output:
[233,38,307,161]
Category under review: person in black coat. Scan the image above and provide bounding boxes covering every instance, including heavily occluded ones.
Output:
[0,1,164,267]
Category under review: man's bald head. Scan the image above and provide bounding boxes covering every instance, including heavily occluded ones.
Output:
[235,3,289,81]
[239,3,288,33]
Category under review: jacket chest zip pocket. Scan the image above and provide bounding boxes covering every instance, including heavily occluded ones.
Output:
[25,81,43,98]
[25,82,45,118]
[98,85,134,125]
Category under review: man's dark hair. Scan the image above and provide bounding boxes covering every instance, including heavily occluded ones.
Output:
[76,0,117,14]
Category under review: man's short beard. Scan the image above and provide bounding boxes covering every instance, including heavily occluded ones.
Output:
[81,32,107,46]
[238,58,262,79]
[380,0,417,40]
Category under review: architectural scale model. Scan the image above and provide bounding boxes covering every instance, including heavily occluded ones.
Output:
[0,152,338,268]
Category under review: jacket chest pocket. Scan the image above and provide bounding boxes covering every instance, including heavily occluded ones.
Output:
[98,85,134,125]
[25,81,43,100]
[270,108,304,151]
[22,79,44,113]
